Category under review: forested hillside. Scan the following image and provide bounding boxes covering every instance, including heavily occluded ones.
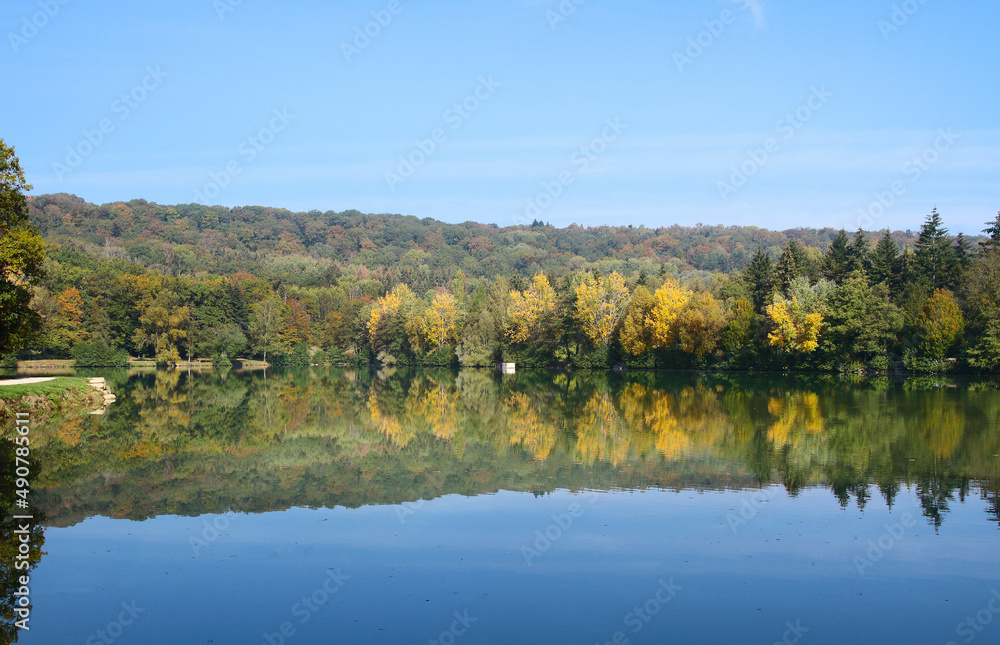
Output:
[28,193,903,282]
[17,194,1000,375]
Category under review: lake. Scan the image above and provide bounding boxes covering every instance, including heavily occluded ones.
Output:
[4,367,1000,644]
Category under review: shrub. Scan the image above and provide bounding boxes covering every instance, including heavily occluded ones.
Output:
[71,338,129,367]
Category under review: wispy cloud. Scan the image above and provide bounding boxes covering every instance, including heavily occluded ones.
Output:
[738,0,765,28]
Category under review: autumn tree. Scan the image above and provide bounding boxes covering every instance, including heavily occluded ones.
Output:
[132,290,192,364]
[422,291,460,350]
[507,273,557,344]
[368,283,417,358]
[250,298,284,363]
[280,298,312,346]
[676,292,727,358]
[619,285,654,356]
[574,271,630,348]
[320,311,345,350]
[646,280,692,348]
[765,285,824,353]
[47,287,89,354]
[0,140,45,354]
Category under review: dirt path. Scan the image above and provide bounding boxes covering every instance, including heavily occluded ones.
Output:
[0,377,57,386]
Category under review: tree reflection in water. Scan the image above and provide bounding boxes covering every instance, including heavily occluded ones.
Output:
[26,368,1000,533]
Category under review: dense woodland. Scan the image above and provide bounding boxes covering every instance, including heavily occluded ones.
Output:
[14,192,1000,374]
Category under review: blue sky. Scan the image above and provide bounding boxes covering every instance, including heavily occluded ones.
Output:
[2,0,998,233]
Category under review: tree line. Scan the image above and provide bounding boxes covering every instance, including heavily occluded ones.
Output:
[18,208,1000,374]
[2,140,999,373]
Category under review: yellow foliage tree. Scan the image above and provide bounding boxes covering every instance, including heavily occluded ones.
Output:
[619,285,654,356]
[765,297,823,353]
[507,273,556,344]
[422,291,459,350]
[646,280,692,348]
[574,271,630,347]
[49,287,89,352]
[367,283,415,352]
[676,292,728,357]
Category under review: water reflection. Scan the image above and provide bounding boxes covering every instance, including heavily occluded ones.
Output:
[0,433,44,642]
[30,368,1000,530]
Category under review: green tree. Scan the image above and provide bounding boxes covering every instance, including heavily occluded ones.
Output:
[743,248,776,314]
[963,249,1000,371]
[954,233,973,271]
[869,230,900,287]
[823,271,903,363]
[132,290,191,364]
[916,289,964,359]
[458,277,510,366]
[980,211,1000,252]
[775,239,807,296]
[913,208,957,290]
[0,140,45,354]
[207,323,248,359]
[456,310,500,366]
[822,230,851,284]
[846,229,870,275]
[720,298,755,356]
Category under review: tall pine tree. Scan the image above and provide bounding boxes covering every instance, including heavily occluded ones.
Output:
[869,230,900,288]
[823,229,851,284]
[846,228,870,275]
[981,211,1000,252]
[743,248,776,314]
[775,239,807,296]
[954,233,973,270]
[913,208,957,290]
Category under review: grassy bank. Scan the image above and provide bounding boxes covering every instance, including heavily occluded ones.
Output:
[0,377,105,427]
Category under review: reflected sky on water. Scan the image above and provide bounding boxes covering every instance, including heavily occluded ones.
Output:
[7,368,1000,644]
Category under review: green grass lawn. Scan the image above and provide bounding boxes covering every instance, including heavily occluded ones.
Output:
[0,377,94,401]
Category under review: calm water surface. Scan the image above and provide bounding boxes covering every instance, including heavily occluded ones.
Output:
[5,368,1000,644]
